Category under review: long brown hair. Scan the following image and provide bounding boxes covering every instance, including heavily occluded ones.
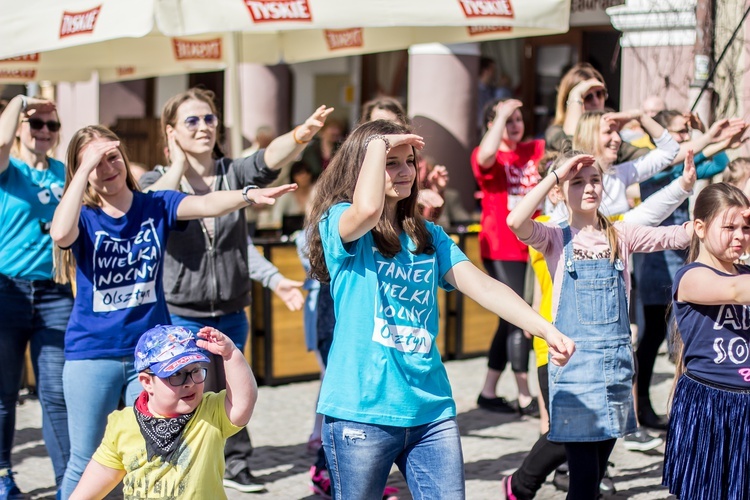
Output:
[161,87,224,160]
[54,125,139,284]
[552,63,605,127]
[670,183,750,394]
[306,119,433,283]
[360,96,409,126]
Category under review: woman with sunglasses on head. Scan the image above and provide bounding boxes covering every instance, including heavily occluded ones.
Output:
[0,94,71,498]
[139,88,330,492]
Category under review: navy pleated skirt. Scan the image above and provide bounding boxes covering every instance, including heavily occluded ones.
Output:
[663,372,750,500]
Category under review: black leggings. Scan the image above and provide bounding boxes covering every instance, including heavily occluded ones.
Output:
[564,439,616,500]
[636,304,668,409]
[483,259,530,373]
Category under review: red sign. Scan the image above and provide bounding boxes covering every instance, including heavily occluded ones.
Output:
[0,54,40,63]
[458,0,514,18]
[60,6,102,38]
[0,69,37,80]
[244,0,313,23]
[324,28,364,51]
[172,38,223,61]
[467,25,512,36]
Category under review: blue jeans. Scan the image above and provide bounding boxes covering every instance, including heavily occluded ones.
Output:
[322,417,465,500]
[61,358,141,499]
[0,274,72,486]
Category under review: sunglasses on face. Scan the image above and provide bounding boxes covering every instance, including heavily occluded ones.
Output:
[583,89,608,104]
[24,118,61,132]
[146,366,208,387]
[183,114,217,131]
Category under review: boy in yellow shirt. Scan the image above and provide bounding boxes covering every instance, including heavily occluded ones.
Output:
[70,324,257,499]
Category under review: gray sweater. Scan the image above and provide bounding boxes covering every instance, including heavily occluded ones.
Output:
[139,151,280,317]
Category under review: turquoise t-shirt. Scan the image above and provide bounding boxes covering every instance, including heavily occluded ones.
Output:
[0,156,65,280]
[317,203,468,426]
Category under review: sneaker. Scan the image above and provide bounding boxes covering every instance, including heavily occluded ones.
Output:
[552,464,569,492]
[477,394,515,413]
[310,465,332,499]
[223,468,266,493]
[517,398,540,418]
[623,427,663,452]
[600,466,617,496]
[0,469,24,500]
[500,476,517,500]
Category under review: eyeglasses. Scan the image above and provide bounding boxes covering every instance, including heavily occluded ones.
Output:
[146,366,208,386]
[24,118,61,132]
[583,89,608,104]
[183,114,217,131]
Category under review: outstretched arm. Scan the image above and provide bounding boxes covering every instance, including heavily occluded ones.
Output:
[263,105,334,170]
[444,261,575,366]
[70,461,125,500]
[176,183,296,220]
[196,327,257,427]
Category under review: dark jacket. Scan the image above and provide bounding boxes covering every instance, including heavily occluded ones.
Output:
[139,151,279,317]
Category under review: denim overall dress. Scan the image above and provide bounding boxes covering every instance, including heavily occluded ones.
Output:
[548,224,637,442]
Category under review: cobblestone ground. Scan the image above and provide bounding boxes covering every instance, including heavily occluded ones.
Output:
[13,354,676,499]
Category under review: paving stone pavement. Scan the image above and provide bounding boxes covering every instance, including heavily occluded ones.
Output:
[13,354,677,499]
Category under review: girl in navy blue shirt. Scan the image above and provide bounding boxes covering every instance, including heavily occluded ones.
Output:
[50,125,294,498]
[666,182,750,500]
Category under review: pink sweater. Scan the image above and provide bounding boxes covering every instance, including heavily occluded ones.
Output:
[521,221,690,320]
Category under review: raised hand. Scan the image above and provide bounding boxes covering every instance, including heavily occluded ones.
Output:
[167,131,188,168]
[294,105,335,143]
[25,97,56,115]
[427,165,449,191]
[196,327,237,360]
[679,149,697,192]
[552,154,596,183]
[385,134,425,150]
[603,110,641,130]
[568,79,605,103]
[79,140,120,174]
[494,99,523,122]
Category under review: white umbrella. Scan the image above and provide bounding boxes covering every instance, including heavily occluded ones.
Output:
[0,0,570,152]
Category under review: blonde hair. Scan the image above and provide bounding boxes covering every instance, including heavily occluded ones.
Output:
[552,63,606,127]
[54,125,139,284]
[552,149,621,265]
[722,157,750,187]
[572,110,606,158]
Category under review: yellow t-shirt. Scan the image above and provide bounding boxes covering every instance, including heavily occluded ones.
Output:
[93,390,242,499]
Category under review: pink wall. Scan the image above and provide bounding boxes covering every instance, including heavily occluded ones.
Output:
[620,45,693,111]
[99,80,147,127]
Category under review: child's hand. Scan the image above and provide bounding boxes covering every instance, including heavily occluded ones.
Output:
[79,140,120,174]
[196,327,237,360]
[294,105,335,143]
[544,327,576,366]
[552,154,595,183]
[245,183,298,207]
[679,149,697,192]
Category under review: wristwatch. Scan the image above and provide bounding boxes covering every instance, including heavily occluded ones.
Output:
[242,185,259,205]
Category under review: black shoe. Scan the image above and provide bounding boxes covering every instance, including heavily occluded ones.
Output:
[552,464,569,492]
[518,398,540,418]
[477,395,515,413]
[224,469,266,493]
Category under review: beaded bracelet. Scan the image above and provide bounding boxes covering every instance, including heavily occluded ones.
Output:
[364,134,391,154]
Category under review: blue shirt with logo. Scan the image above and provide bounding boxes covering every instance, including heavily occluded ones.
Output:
[317,203,468,426]
[65,190,186,360]
[0,156,66,280]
